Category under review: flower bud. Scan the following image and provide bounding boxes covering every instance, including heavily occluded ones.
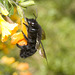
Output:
[0,3,9,16]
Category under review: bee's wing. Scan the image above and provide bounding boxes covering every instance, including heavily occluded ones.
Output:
[36,27,47,61]
[38,41,47,59]
[36,41,48,65]
[41,29,46,40]
[36,40,47,61]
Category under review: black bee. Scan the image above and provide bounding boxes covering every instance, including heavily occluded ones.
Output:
[16,17,47,60]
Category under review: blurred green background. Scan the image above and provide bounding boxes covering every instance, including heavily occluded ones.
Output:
[30,0,75,75]
[1,0,75,75]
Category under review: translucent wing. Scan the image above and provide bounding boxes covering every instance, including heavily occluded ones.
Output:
[36,28,46,58]
[41,29,46,40]
[36,40,47,60]
[36,27,47,61]
[37,41,47,59]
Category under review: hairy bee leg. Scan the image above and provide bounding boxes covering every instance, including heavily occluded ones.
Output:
[16,44,24,49]
[21,31,28,40]
[23,23,28,28]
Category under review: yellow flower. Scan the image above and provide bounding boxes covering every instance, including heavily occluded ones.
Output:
[1,7,9,16]
[3,48,9,54]
[11,32,27,46]
[12,61,19,68]
[0,3,9,16]
[0,25,1,34]
[22,18,28,36]
[1,56,15,65]
[13,72,18,75]
[0,15,18,42]
[11,18,28,46]
[19,71,32,75]
[16,63,29,71]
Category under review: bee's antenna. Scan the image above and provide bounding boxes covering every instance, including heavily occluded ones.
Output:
[33,13,37,20]
[40,41,49,66]
[33,8,38,20]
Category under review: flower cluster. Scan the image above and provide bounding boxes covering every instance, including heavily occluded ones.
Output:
[11,18,28,46]
[0,56,31,75]
[0,0,35,75]
[0,14,18,42]
[0,8,28,46]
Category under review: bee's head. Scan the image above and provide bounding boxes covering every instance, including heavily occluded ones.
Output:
[26,18,38,27]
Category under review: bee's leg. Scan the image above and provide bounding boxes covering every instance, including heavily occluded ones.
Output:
[21,31,28,41]
[23,23,28,28]
[16,44,24,49]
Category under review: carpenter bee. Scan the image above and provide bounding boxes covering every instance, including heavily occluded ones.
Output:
[16,16,47,60]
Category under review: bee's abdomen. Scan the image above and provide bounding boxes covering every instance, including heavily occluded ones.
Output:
[20,47,37,58]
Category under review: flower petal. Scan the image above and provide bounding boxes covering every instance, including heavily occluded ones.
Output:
[19,72,31,75]
[17,63,29,71]
[0,3,9,16]
[17,39,27,46]
[11,32,27,45]
[0,15,18,42]
[1,56,15,65]
[22,18,28,36]
[1,7,9,16]
[11,18,28,45]
[1,24,11,42]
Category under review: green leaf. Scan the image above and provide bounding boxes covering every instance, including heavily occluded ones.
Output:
[9,5,14,16]
[3,0,9,11]
[8,0,14,16]
[17,5,23,18]
[19,1,35,7]
[0,0,3,3]
[16,0,26,3]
